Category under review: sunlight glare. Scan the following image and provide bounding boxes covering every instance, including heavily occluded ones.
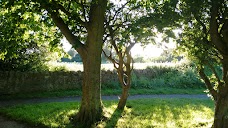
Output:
[131,44,163,58]
[131,32,177,59]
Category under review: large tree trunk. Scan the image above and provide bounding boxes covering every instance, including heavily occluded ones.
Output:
[73,1,107,127]
[209,1,228,127]
[75,49,103,127]
[213,59,228,128]
[117,86,130,110]
[213,93,228,128]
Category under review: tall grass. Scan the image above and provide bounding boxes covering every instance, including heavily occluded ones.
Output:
[0,99,214,128]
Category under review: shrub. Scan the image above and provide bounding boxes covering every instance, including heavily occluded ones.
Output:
[131,62,205,89]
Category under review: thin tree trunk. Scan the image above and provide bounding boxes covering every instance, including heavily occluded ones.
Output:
[116,51,132,110]
[117,86,130,110]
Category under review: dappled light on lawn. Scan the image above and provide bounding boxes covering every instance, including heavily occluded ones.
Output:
[40,109,77,128]
[108,100,213,128]
[0,102,79,128]
[0,99,213,128]
[98,99,214,128]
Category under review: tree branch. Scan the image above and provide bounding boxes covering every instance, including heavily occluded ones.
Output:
[49,10,84,52]
[198,67,217,100]
[209,0,228,55]
[80,0,88,23]
[193,14,208,39]
[207,62,222,86]
[102,49,119,69]
[108,26,119,53]
[108,1,129,26]
[53,1,87,27]
[220,19,228,45]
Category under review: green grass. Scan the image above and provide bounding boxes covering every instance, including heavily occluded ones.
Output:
[0,98,214,128]
[0,88,206,100]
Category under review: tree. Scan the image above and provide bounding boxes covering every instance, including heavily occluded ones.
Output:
[103,1,155,109]
[176,0,228,127]
[2,0,107,127]
[0,2,62,71]
[40,1,107,127]
[137,0,227,126]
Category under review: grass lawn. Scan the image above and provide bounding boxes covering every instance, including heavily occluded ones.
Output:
[0,88,206,100]
[0,98,214,128]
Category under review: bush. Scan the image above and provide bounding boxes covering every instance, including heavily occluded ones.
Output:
[131,62,205,89]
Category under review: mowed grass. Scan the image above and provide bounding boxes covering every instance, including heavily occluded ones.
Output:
[0,98,214,128]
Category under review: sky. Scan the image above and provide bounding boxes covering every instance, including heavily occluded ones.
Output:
[131,44,163,57]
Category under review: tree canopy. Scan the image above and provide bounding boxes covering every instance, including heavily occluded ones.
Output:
[175,0,227,127]
[0,2,63,71]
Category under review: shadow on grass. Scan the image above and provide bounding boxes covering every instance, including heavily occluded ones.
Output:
[105,108,124,128]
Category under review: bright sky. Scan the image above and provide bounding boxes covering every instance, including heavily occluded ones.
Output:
[131,33,176,58]
[61,38,72,51]
[131,44,163,57]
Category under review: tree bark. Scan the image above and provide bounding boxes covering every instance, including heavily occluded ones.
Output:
[208,1,228,127]
[117,86,130,110]
[116,53,132,110]
[199,68,217,100]
[213,93,228,128]
[74,50,103,127]
[73,0,107,127]
[213,58,228,128]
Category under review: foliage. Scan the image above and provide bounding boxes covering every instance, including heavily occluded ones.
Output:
[0,2,63,71]
[171,1,227,126]
[131,62,205,89]
[0,99,214,128]
[135,0,181,42]
[174,0,227,102]
[133,49,183,63]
